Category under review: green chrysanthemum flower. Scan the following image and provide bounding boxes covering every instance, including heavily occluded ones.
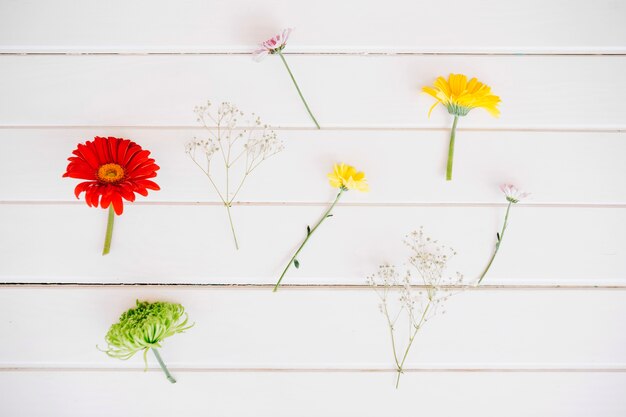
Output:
[100,300,193,383]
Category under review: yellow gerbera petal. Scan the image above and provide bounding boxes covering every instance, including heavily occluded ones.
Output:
[421,73,501,118]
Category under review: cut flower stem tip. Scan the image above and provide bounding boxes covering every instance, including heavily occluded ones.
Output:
[477,201,512,284]
[102,205,115,255]
[446,115,459,181]
[273,188,344,292]
[225,204,240,250]
[277,51,320,129]
[151,348,176,384]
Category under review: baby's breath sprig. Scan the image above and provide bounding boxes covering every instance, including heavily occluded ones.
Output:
[99,300,193,384]
[186,101,284,249]
[367,228,466,388]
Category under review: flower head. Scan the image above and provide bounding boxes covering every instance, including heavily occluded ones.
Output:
[422,73,501,117]
[101,300,193,364]
[63,136,160,215]
[327,163,369,192]
[253,28,293,61]
[500,184,529,204]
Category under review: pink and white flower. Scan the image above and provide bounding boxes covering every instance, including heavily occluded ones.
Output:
[253,28,293,61]
[500,184,530,204]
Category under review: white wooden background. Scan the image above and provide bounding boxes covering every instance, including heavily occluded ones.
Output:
[1,0,625,415]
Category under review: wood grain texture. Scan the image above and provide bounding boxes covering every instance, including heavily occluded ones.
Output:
[1,287,625,368]
[1,371,625,417]
[1,0,624,53]
[1,55,625,129]
[1,129,625,205]
[0,205,624,284]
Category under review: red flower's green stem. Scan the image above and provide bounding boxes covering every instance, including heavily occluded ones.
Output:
[477,202,512,284]
[273,189,344,292]
[446,115,459,181]
[151,348,176,384]
[102,206,115,256]
[277,51,320,129]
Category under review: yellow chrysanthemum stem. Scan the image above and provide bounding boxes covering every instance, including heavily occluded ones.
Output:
[277,50,320,129]
[446,115,459,181]
[477,202,512,284]
[102,205,115,256]
[151,348,176,384]
[273,188,344,292]
[225,203,240,250]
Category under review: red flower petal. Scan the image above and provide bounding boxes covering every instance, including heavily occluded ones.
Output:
[111,193,124,215]
[63,136,159,213]
[74,181,93,199]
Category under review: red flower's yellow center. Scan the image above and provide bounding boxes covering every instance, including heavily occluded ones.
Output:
[97,163,125,184]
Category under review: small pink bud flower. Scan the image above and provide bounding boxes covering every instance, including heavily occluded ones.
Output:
[500,184,530,204]
[253,28,293,62]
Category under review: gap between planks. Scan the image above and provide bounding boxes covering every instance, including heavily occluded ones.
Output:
[1,366,625,373]
[1,201,625,209]
[2,283,626,290]
[1,49,626,56]
[0,125,624,133]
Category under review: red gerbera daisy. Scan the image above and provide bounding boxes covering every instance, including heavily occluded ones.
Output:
[63,136,160,254]
[63,136,160,214]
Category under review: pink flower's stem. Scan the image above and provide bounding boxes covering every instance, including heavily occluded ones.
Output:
[102,206,115,256]
[478,202,512,284]
[277,51,320,129]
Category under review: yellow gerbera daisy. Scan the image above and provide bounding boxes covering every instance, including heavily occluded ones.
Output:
[327,163,369,192]
[422,73,501,117]
[421,73,501,181]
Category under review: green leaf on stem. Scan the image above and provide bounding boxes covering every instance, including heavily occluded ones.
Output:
[306,225,311,235]
[294,259,300,268]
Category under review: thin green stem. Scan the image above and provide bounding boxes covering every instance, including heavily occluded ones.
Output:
[277,51,320,129]
[225,203,239,250]
[273,189,344,292]
[477,202,512,284]
[151,348,176,384]
[446,115,459,181]
[382,301,401,369]
[395,301,431,388]
[102,206,115,256]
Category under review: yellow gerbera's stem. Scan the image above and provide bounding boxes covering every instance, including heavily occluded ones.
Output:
[277,50,320,129]
[273,188,344,292]
[446,115,459,181]
[477,202,512,284]
[151,348,176,384]
[102,206,115,256]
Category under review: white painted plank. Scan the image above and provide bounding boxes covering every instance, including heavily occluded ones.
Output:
[1,129,625,205]
[1,55,625,129]
[1,287,625,368]
[1,0,624,53]
[0,205,624,284]
[1,371,624,417]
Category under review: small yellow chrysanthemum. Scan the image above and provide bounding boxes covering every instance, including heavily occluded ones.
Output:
[327,163,369,192]
[422,73,501,118]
